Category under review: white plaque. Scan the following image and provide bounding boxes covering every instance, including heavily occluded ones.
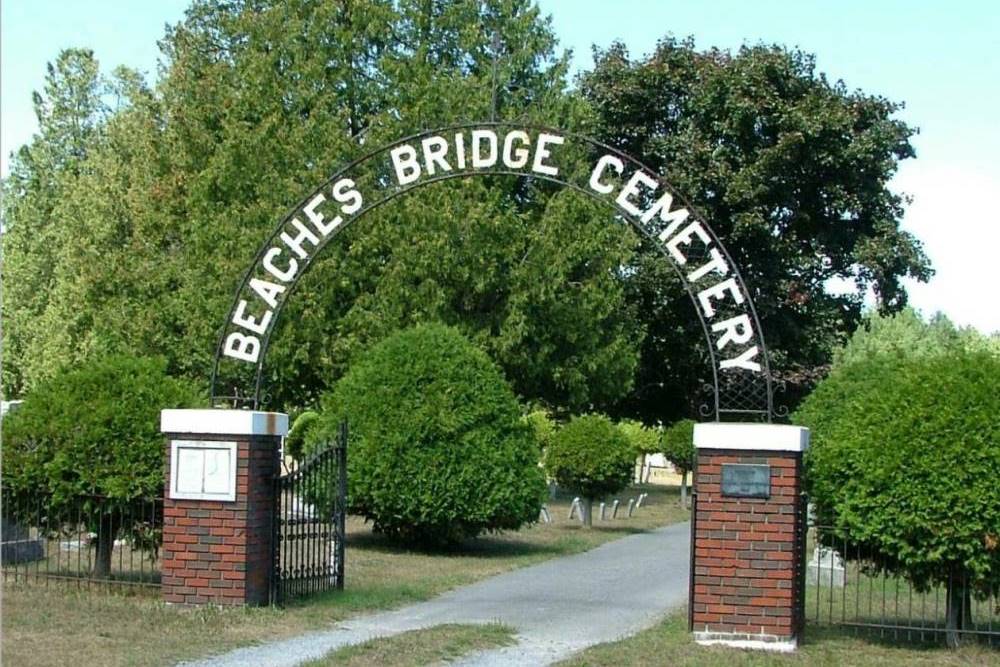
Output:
[170,440,238,501]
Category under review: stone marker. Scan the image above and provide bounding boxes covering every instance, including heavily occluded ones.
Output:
[599,502,606,521]
[539,506,551,524]
[611,499,620,519]
[627,498,636,517]
[807,546,846,588]
[568,497,581,520]
[0,518,44,564]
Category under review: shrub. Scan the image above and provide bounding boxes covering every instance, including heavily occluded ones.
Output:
[305,324,546,545]
[618,418,661,483]
[524,408,557,452]
[795,350,1000,644]
[661,419,695,508]
[2,355,203,575]
[285,410,319,460]
[545,414,634,526]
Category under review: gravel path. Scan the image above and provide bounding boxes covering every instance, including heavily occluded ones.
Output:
[179,521,691,667]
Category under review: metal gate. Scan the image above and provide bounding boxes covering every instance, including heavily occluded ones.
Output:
[270,421,347,605]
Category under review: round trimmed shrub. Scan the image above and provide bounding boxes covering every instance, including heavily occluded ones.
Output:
[545,414,634,526]
[795,350,1000,641]
[285,410,319,460]
[305,324,546,545]
[2,355,203,574]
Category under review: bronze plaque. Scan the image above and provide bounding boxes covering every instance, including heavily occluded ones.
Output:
[721,463,770,498]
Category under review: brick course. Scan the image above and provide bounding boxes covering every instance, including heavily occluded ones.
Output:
[161,433,279,606]
[690,449,805,641]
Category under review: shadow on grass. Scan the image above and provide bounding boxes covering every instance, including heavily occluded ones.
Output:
[346,522,658,558]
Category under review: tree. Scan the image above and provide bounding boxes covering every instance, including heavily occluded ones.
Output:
[580,38,933,424]
[304,324,546,546]
[795,351,1000,646]
[832,307,995,370]
[617,419,661,483]
[545,414,634,527]
[2,1,642,417]
[661,419,695,508]
[1,356,202,576]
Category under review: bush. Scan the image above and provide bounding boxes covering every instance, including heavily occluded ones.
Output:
[795,350,1000,642]
[524,408,557,452]
[305,324,546,545]
[545,414,634,526]
[285,410,319,460]
[661,419,695,507]
[2,355,203,574]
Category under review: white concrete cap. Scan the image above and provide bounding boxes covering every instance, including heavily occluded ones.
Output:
[160,409,288,437]
[693,422,809,452]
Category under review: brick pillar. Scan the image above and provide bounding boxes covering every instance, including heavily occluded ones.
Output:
[160,409,288,606]
[689,423,809,652]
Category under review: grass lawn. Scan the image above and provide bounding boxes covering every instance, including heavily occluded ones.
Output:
[2,483,688,667]
[558,609,1000,667]
[301,623,515,666]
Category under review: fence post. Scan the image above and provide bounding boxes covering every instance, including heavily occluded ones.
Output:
[160,409,288,606]
[689,422,810,652]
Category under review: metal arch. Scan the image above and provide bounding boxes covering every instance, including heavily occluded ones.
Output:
[209,122,777,420]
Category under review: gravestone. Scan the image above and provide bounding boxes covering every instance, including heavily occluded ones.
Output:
[0,518,44,564]
[807,546,845,588]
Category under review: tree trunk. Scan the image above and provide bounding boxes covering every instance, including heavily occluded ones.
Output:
[92,514,115,579]
[582,498,593,528]
[945,570,973,648]
[680,470,688,509]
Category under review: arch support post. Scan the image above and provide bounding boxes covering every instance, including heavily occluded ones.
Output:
[689,423,809,651]
[160,409,288,606]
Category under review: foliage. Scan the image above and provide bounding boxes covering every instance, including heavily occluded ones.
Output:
[305,324,546,545]
[795,350,1000,598]
[1,355,203,503]
[523,408,557,452]
[285,410,319,460]
[1,1,639,416]
[617,419,661,457]
[660,419,695,474]
[544,414,634,502]
[581,38,933,423]
[832,307,998,370]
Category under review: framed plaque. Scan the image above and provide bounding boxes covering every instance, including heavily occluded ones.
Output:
[169,440,238,502]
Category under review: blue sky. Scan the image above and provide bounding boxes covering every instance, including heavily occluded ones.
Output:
[3,0,998,332]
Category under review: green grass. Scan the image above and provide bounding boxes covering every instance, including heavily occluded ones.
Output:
[300,623,516,666]
[558,609,1000,667]
[2,483,688,667]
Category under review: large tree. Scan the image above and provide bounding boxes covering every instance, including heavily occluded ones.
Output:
[2,1,641,412]
[580,38,933,423]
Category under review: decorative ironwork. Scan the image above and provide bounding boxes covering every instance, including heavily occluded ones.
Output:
[210,122,781,420]
[270,421,347,605]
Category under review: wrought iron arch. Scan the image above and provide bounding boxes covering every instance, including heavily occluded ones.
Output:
[210,122,780,421]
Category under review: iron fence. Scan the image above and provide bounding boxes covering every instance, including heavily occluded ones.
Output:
[1,489,163,590]
[805,524,999,647]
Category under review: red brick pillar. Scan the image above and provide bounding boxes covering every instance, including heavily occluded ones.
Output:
[689,423,809,651]
[160,409,288,606]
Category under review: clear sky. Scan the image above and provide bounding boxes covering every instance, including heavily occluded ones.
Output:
[3,0,998,332]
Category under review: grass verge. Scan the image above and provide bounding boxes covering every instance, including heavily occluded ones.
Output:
[2,483,687,667]
[557,609,999,667]
[301,623,515,666]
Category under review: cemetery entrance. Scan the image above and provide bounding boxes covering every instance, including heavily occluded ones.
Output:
[271,421,347,605]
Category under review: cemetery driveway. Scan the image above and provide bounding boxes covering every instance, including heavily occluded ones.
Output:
[180,521,691,667]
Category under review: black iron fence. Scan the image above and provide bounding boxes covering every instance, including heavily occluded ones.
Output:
[271,422,347,605]
[1,490,163,590]
[805,524,999,647]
